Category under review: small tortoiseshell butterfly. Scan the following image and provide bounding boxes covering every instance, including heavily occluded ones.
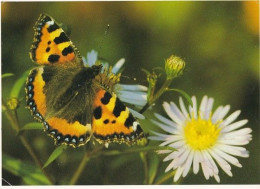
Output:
[26,14,147,147]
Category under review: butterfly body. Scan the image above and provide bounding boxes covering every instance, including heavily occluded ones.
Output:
[26,14,146,147]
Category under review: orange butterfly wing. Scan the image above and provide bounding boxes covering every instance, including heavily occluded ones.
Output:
[92,89,147,145]
[30,14,81,65]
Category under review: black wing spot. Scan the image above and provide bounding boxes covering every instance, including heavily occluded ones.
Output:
[62,46,74,56]
[103,119,109,124]
[48,54,60,63]
[101,92,112,105]
[46,47,50,52]
[124,114,135,128]
[113,98,126,117]
[93,106,102,120]
[54,32,69,44]
[47,23,59,33]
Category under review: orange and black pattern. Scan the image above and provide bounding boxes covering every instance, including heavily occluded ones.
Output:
[26,14,147,148]
[30,14,81,65]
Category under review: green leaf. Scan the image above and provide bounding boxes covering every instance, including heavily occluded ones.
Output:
[2,73,14,79]
[148,153,160,184]
[20,122,43,131]
[101,145,175,156]
[18,122,42,135]
[168,88,193,106]
[2,153,51,185]
[10,70,30,98]
[43,145,67,168]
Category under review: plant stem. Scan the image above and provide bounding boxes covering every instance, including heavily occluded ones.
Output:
[69,152,90,185]
[155,170,176,185]
[2,102,54,184]
[69,145,104,185]
[139,78,173,114]
[140,152,149,184]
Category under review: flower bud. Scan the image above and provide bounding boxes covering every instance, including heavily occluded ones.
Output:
[165,55,185,79]
[7,97,20,110]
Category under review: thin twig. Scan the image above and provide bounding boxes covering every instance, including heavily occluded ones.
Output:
[3,102,54,184]
[69,152,90,185]
[155,170,176,185]
[140,152,149,184]
[69,145,104,185]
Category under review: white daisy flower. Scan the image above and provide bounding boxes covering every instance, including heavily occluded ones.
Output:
[83,50,148,119]
[149,96,252,183]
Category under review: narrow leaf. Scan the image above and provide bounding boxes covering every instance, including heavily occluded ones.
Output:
[2,73,14,79]
[148,153,160,184]
[101,145,175,156]
[168,88,193,106]
[2,153,51,185]
[10,70,30,98]
[18,122,43,136]
[20,122,43,131]
[43,146,67,168]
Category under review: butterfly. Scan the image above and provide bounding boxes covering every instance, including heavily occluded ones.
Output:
[26,14,147,147]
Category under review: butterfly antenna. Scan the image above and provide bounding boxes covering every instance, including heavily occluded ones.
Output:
[120,75,137,81]
[99,24,110,52]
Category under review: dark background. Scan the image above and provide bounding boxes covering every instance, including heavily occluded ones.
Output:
[2,2,259,184]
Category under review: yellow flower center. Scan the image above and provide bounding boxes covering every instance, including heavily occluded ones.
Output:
[184,117,221,150]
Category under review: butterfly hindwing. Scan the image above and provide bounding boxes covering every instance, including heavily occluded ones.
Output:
[26,66,93,147]
[92,89,146,145]
[30,14,81,65]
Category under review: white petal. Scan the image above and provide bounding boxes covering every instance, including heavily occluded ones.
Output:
[215,105,231,121]
[183,150,194,177]
[148,131,172,141]
[219,138,251,146]
[174,167,184,182]
[163,102,183,125]
[164,147,186,161]
[208,149,233,177]
[201,151,214,177]
[157,150,172,154]
[82,56,88,66]
[165,160,176,172]
[154,113,179,129]
[128,108,145,119]
[151,120,177,134]
[151,120,178,134]
[220,110,241,128]
[203,150,219,175]
[170,101,186,122]
[212,106,223,123]
[179,97,190,120]
[224,128,252,136]
[199,95,208,119]
[193,151,200,174]
[205,97,214,120]
[169,140,186,149]
[216,144,249,158]
[214,174,220,183]
[159,140,174,146]
[117,84,147,91]
[221,120,248,133]
[118,91,147,105]
[148,135,165,141]
[173,147,191,168]
[112,58,125,74]
[86,50,98,66]
[213,148,242,167]
[201,162,210,180]
[189,96,197,119]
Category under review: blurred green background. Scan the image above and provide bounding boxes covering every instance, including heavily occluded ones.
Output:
[2,1,259,185]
